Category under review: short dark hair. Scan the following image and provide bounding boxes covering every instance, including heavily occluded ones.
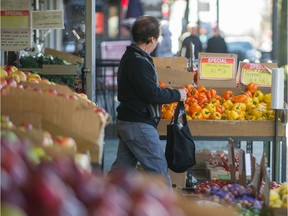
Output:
[131,15,160,44]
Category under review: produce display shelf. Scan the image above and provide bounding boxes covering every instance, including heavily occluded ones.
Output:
[158,119,287,183]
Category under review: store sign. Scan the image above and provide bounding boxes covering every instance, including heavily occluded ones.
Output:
[1,0,30,10]
[239,62,276,87]
[1,0,31,51]
[32,10,64,29]
[199,56,236,80]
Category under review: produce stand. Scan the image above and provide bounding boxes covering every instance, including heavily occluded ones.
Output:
[154,56,287,183]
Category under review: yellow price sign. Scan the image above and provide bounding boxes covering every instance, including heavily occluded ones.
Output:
[200,57,235,80]
[240,63,271,87]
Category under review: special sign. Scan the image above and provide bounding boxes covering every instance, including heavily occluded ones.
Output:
[240,63,272,87]
[199,57,235,80]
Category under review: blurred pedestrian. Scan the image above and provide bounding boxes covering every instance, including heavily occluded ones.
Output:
[152,20,173,57]
[206,25,228,53]
[179,22,203,59]
[109,15,187,187]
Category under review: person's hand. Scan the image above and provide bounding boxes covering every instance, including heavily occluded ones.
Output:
[178,88,187,102]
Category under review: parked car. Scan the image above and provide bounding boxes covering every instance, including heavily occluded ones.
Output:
[225,37,262,62]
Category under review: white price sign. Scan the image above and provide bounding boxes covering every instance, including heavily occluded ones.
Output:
[32,10,64,29]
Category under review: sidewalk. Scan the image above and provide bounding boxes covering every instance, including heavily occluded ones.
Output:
[102,138,288,181]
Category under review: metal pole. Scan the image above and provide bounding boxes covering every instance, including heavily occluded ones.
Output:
[271,0,278,62]
[85,0,96,101]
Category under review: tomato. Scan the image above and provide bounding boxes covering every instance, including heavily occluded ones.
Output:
[192,111,203,119]
[201,108,211,119]
[247,83,258,93]
[211,111,222,120]
[222,90,234,100]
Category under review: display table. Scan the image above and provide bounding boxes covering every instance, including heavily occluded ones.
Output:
[158,119,287,182]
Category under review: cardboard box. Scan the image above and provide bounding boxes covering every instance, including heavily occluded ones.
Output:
[197,53,238,88]
[1,87,106,164]
[157,119,286,139]
[208,167,239,180]
[21,64,79,75]
[153,57,194,88]
[169,169,187,188]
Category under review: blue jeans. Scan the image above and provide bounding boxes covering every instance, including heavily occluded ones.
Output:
[110,120,171,187]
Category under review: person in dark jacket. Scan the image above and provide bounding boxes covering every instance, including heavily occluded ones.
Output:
[180,22,203,59]
[206,25,228,53]
[110,15,187,187]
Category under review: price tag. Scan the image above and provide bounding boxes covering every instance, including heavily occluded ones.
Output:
[240,63,272,86]
[199,57,235,80]
[245,153,252,176]
[1,10,31,51]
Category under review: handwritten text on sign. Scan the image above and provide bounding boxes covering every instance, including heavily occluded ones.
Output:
[240,63,271,87]
[0,9,31,51]
[200,57,235,80]
[32,10,63,29]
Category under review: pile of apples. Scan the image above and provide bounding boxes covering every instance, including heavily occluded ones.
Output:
[1,65,109,123]
[1,131,184,216]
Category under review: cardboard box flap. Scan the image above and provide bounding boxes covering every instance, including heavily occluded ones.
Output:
[153,57,194,87]
[45,48,84,64]
[197,52,238,88]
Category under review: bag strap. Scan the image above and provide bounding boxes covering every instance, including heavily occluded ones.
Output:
[171,101,187,125]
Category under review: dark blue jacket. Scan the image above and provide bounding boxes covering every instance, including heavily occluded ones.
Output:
[117,44,181,127]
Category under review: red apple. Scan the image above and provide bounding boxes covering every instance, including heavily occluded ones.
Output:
[8,73,20,83]
[23,85,34,91]
[44,88,58,95]
[39,79,51,85]
[52,136,77,155]
[24,71,31,77]
[32,87,42,93]
[0,68,8,79]
[0,79,8,90]
[6,77,17,88]
[6,65,18,74]
[69,94,78,100]
[14,70,27,82]
[57,93,69,99]
[27,78,39,83]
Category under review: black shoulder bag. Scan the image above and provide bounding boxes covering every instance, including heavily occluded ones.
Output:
[165,101,196,173]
